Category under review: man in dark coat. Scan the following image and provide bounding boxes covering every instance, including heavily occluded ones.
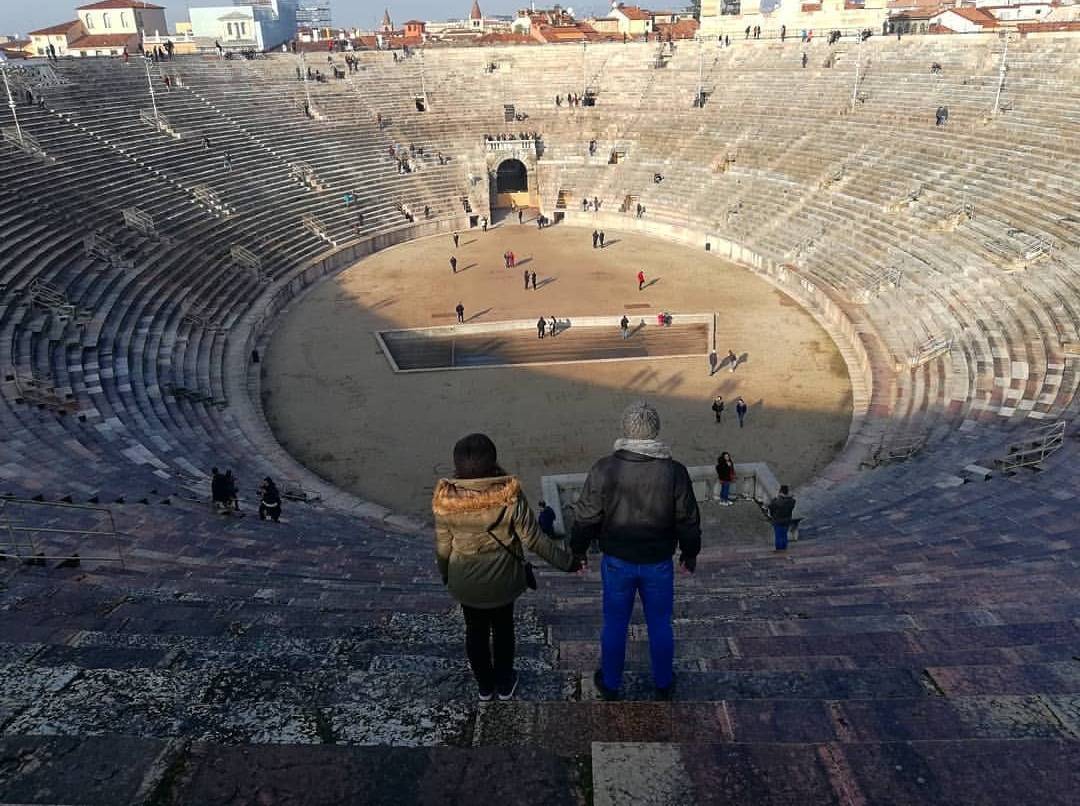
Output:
[767,486,797,551]
[537,500,557,538]
[571,401,701,701]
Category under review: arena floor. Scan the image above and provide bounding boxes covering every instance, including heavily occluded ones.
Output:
[263,221,854,522]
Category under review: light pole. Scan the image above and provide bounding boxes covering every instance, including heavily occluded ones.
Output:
[1,59,23,145]
[850,33,862,111]
[142,56,159,127]
[696,36,704,107]
[299,51,313,116]
[581,40,587,99]
[992,32,1010,117]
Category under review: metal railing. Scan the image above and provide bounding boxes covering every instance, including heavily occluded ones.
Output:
[0,498,124,565]
[995,420,1066,473]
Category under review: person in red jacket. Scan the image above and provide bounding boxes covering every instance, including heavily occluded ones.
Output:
[637,270,646,291]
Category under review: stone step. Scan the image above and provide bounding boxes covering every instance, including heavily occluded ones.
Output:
[474,694,1079,755]
[0,735,587,806]
[590,738,1079,806]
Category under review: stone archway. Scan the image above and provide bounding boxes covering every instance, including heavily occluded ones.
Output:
[486,147,539,213]
[496,158,528,194]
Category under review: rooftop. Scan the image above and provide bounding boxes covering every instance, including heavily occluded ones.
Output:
[77,0,164,9]
[28,20,81,36]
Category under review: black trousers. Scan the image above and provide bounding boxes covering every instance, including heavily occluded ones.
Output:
[462,602,515,692]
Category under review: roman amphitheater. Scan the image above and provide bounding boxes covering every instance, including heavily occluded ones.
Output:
[0,31,1077,804]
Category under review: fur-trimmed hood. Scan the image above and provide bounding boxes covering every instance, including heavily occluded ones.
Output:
[432,476,522,517]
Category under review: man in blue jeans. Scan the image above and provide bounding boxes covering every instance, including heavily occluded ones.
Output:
[571,401,701,701]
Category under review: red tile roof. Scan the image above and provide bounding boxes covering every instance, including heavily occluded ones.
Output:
[945,6,999,25]
[77,1,163,9]
[29,20,81,36]
[69,33,137,49]
[614,6,652,20]
[654,18,700,39]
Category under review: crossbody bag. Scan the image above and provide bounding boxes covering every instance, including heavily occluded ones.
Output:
[486,506,538,590]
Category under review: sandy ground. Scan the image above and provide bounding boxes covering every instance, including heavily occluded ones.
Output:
[263,223,852,523]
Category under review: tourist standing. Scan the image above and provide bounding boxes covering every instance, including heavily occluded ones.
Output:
[450,256,458,273]
[637,270,646,291]
[456,302,465,324]
[767,486,797,551]
[712,395,725,423]
[571,402,701,701]
[537,317,547,339]
[433,434,577,701]
[735,397,748,428]
[620,315,630,339]
[715,453,736,506]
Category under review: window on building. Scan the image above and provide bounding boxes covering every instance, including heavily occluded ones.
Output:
[103,13,111,29]
[121,13,128,27]
[240,22,247,35]
[86,15,94,30]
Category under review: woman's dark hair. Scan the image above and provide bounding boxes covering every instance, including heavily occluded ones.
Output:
[453,433,502,479]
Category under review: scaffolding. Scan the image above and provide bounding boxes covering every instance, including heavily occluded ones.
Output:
[191,184,232,216]
[229,244,268,283]
[0,498,124,565]
[288,161,323,191]
[123,206,156,237]
[908,333,953,369]
[852,266,903,304]
[139,108,180,139]
[302,214,334,246]
[994,420,1066,473]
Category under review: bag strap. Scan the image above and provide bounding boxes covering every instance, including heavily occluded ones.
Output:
[486,506,527,566]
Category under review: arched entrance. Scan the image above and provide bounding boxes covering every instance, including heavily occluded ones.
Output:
[496,159,528,193]
[493,158,534,210]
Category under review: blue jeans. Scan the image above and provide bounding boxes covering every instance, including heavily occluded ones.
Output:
[773,523,789,550]
[720,482,731,502]
[600,555,674,691]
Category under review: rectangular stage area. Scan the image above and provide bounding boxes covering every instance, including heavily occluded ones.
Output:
[376,313,714,372]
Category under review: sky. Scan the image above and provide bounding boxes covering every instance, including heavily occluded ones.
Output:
[0,1,622,38]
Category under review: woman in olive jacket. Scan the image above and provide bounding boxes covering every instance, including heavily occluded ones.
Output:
[433,433,575,701]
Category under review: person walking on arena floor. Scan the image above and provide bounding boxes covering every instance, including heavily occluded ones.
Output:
[258,477,282,522]
[530,271,537,290]
[537,316,547,339]
[715,452,736,506]
[735,397,748,428]
[637,270,646,291]
[620,315,630,339]
[503,251,511,269]
[453,231,460,248]
[592,230,600,249]
[599,231,606,249]
[509,251,516,268]
[712,395,725,423]
[518,209,524,225]
[433,433,577,701]
[549,315,558,336]
[456,302,465,324]
[524,269,530,290]
[571,401,701,701]
[727,349,738,372]
[767,485,797,551]
[450,256,458,274]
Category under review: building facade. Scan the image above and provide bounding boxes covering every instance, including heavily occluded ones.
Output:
[700,0,889,37]
[29,2,169,58]
[189,1,298,51]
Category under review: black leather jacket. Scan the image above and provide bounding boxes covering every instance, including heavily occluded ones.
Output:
[570,450,701,564]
